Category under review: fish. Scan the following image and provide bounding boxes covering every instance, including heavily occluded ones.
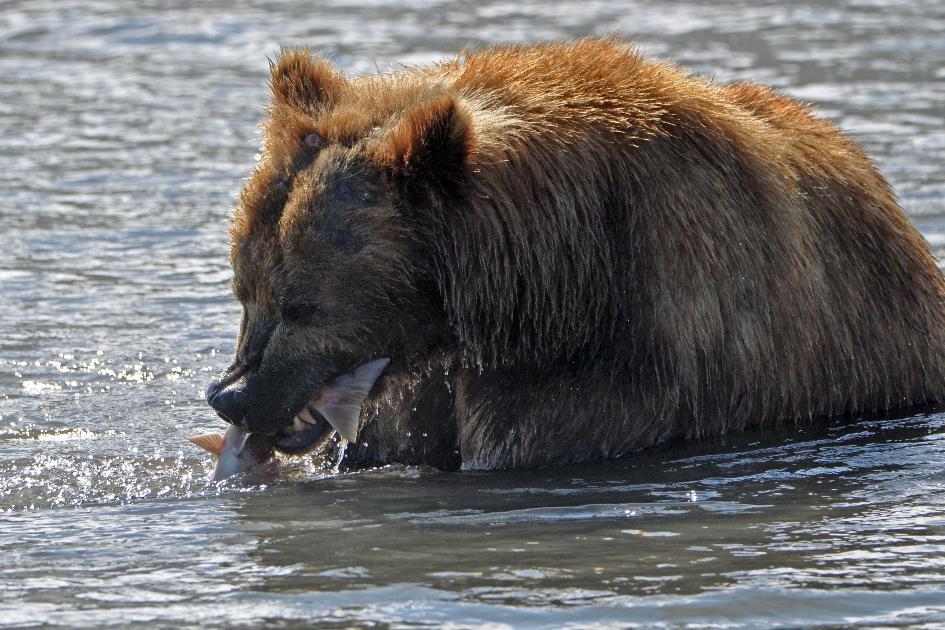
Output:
[304,358,391,443]
[188,424,273,481]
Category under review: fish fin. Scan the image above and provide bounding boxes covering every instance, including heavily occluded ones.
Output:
[188,432,225,455]
[314,358,390,443]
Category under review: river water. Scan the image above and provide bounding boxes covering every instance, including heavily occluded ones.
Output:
[2,1,944,627]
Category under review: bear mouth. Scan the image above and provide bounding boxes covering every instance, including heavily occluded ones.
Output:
[269,357,391,456]
[271,404,336,455]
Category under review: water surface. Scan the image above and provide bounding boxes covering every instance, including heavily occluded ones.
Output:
[2,0,945,627]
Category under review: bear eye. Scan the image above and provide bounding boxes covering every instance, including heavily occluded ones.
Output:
[303,132,325,149]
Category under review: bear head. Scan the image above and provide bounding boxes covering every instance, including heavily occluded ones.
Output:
[206,49,475,455]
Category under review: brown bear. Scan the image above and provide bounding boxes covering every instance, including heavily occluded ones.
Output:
[206,38,945,470]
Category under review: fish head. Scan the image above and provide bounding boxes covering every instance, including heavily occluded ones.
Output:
[190,427,275,481]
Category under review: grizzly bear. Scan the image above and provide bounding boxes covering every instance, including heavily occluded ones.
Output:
[206,38,945,470]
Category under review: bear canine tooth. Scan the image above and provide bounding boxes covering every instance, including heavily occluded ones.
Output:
[297,407,317,424]
[292,415,306,433]
[312,358,390,443]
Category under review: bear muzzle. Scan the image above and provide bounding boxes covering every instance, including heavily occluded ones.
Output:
[206,357,391,456]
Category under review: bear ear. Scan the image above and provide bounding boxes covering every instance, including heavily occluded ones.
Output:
[378,93,475,190]
[269,48,346,110]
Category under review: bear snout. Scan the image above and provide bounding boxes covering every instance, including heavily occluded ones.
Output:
[206,379,251,430]
[206,367,286,435]
[206,350,335,438]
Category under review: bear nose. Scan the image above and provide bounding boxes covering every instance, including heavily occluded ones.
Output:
[206,381,249,428]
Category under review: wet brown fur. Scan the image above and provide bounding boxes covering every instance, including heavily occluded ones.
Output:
[224,38,945,469]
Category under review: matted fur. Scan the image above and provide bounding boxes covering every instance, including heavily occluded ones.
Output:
[222,38,945,469]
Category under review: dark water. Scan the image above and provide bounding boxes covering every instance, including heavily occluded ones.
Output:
[2,1,945,627]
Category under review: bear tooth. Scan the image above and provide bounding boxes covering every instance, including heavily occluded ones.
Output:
[292,415,306,433]
[298,407,317,424]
